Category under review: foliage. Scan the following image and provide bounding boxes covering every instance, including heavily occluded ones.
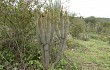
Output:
[66,34,74,48]
[0,0,110,70]
[72,39,85,48]
[0,1,41,69]
[85,16,97,32]
[78,33,89,41]
[65,38,110,70]
[88,33,108,42]
[95,22,103,34]
[67,39,85,50]
[85,16,96,24]
[55,56,78,70]
[70,18,85,37]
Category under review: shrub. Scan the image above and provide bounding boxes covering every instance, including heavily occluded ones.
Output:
[107,36,110,45]
[72,40,85,49]
[89,33,108,42]
[70,18,85,37]
[56,57,78,70]
[89,34,99,39]
[78,33,89,41]
[66,34,74,48]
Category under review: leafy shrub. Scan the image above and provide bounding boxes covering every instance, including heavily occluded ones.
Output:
[89,34,99,39]
[72,40,85,49]
[66,34,74,48]
[78,33,89,41]
[70,18,85,37]
[89,33,108,42]
[99,36,108,42]
[107,36,110,45]
[95,22,103,34]
[0,65,3,70]
[56,57,78,70]
[28,60,43,69]
[56,58,67,69]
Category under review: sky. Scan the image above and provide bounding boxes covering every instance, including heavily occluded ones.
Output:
[67,0,110,18]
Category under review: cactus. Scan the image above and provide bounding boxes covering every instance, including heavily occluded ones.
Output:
[35,0,69,69]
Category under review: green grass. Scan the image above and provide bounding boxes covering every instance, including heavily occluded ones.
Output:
[65,39,110,70]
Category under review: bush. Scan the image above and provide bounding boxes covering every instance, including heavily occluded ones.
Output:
[66,34,74,48]
[89,33,108,42]
[56,57,78,70]
[70,18,85,37]
[56,58,67,69]
[107,36,110,45]
[66,34,85,49]
[73,41,84,48]
[89,34,99,39]
[67,39,85,50]
[78,33,89,41]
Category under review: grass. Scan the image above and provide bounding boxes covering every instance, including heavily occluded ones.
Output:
[65,38,110,70]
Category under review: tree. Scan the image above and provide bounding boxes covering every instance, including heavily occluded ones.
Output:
[85,16,97,32]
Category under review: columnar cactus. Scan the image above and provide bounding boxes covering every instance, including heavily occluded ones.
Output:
[35,0,69,69]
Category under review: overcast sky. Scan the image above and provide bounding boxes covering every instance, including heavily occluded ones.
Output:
[68,0,110,18]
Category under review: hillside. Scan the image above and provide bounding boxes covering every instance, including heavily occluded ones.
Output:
[64,36,110,70]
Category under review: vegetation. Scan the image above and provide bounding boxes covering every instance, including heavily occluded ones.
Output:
[65,38,110,70]
[0,0,110,70]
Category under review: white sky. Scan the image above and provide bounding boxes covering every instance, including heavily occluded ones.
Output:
[68,0,110,18]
